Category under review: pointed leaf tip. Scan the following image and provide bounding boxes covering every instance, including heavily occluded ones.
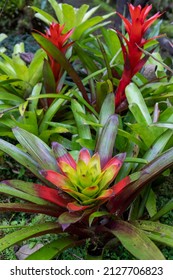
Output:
[52,142,76,169]
[96,114,119,167]
[78,148,91,164]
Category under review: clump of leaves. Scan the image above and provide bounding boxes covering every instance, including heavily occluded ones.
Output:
[1,95,173,259]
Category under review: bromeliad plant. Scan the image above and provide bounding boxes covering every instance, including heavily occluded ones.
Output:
[1,2,173,260]
[1,91,173,260]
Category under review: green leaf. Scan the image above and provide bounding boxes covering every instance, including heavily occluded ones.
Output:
[143,130,173,161]
[127,122,165,148]
[35,89,70,133]
[19,101,28,117]
[31,5,57,25]
[62,4,76,31]
[58,212,83,229]
[151,198,173,221]
[28,49,45,86]
[48,0,64,23]
[96,114,119,167]
[82,5,100,21]
[133,220,173,248]
[117,129,147,150]
[73,16,109,40]
[0,78,23,86]
[26,237,78,260]
[0,61,15,76]
[28,93,71,101]
[89,211,108,227]
[124,157,148,164]
[99,93,115,133]
[0,91,24,104]
[12,127,58,171]
[71,99,92,140]
[0,33,7,42]
[47,122,77,134]
[96,80,113,112]
[72,90,98,117]
[76,4,89,25]
[101,28,123,63]
[151,122,173,129]
[0,222,62,252]
[110,220,165,260]
[128,103,149,124]
[29,83,42,112]
[126,83,152,125]
[43,59,56,93]
[145,189,157,217]
[0,139,46,182]
[74,43,99,73]
[76,138,95,150]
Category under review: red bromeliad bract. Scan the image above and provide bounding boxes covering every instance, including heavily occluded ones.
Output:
[38,23,74,91]
[115,4,162,111]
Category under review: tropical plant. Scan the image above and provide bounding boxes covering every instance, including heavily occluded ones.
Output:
[31,0,114,40]
[0,90,173,260]
[0,2,173,260]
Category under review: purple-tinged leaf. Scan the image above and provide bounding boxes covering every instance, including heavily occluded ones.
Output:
[132,220,173,248]
[98,93,115,139]
[110,220,165,260]
[58,212,84,230]
[109,148,173,215]
[52,142,76,169]
[12,127,58,172]
[0,203,61,218]
[0,139,50,184]
[0,222,62,252]
[26,236,82,260]
[89,211,109,227]
[95,114,119,168]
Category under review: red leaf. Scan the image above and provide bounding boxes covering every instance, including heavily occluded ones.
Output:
[111,176,131,195]
[40,170,71,190]
[78,148,91,165]
[34,183,71,208]
[67,202,91,212]
[107,172,140,213]
[103,153,126,170]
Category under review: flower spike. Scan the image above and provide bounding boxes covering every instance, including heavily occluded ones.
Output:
[34,22,74,95]
[115,4,162,112]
